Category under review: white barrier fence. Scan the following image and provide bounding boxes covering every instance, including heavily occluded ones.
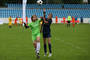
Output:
[0,18,90,24]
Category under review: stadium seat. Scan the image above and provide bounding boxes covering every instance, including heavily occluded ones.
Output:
[0,4,90,18]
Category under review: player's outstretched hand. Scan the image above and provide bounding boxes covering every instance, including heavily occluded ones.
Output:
[43,17,48,23]
[23,23,29,29]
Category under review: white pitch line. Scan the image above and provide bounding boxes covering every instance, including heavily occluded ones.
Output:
[54,37,88,54]
[51,25,88,55]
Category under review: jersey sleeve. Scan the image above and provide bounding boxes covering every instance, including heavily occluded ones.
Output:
[38,19,42,23]
[45,19,52,26]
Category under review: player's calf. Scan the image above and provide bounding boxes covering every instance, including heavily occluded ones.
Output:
[48,38,52,57]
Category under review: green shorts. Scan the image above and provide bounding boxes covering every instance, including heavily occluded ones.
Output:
[32,33,40,42]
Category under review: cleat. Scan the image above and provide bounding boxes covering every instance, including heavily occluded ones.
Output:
[36,53,40,59]
[48,53,52,57]
[37,55,40,59]
[44,53,47,56]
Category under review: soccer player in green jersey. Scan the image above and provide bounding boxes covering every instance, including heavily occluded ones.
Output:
[24,15,42,59]
[67,15,72,27]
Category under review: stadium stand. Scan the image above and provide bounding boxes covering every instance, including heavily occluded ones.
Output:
[7,4,62,8]
[7,4,90,9]
[0,4,90,18]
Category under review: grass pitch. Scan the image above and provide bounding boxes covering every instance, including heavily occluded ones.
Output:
[0,24,90,60]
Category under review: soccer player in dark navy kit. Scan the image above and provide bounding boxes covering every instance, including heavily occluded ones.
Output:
[42,9,52,57]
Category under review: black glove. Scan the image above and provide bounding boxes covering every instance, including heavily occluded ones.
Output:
[24,23,29,28]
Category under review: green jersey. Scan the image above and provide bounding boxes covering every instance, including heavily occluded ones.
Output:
[28,19,41,35]
[68,16,72,21]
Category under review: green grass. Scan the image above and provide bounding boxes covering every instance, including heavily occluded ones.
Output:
[0,24,90,60]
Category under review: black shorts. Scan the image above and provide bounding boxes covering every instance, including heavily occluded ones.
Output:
[67,21,70,24]
[43,33,51,38]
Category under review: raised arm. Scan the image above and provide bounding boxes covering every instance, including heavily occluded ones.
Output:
[43,8,48,23]
[24,23,29,28]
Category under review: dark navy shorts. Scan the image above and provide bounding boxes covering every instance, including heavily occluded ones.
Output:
[43,33,51,38]
[67,21,70,24]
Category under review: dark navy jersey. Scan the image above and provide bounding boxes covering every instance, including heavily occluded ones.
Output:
[42,18,52,34]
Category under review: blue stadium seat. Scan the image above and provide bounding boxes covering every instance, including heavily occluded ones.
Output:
[0,4,90,18]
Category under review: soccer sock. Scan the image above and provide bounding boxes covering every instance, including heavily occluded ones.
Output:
[48,43,52,53]
[44,44,47,54]
[36,42,40,53]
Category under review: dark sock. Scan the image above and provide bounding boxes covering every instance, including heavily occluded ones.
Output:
[44,44,47,54]
[48,43,52,53]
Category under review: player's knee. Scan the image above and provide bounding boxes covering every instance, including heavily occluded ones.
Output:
[44,41,46,44]
[48,41,51,44]
[37,40,40,42]
[33,41,36,44]
[43,38,46,44]
[48,38,51,44]
[37,37,40,42]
